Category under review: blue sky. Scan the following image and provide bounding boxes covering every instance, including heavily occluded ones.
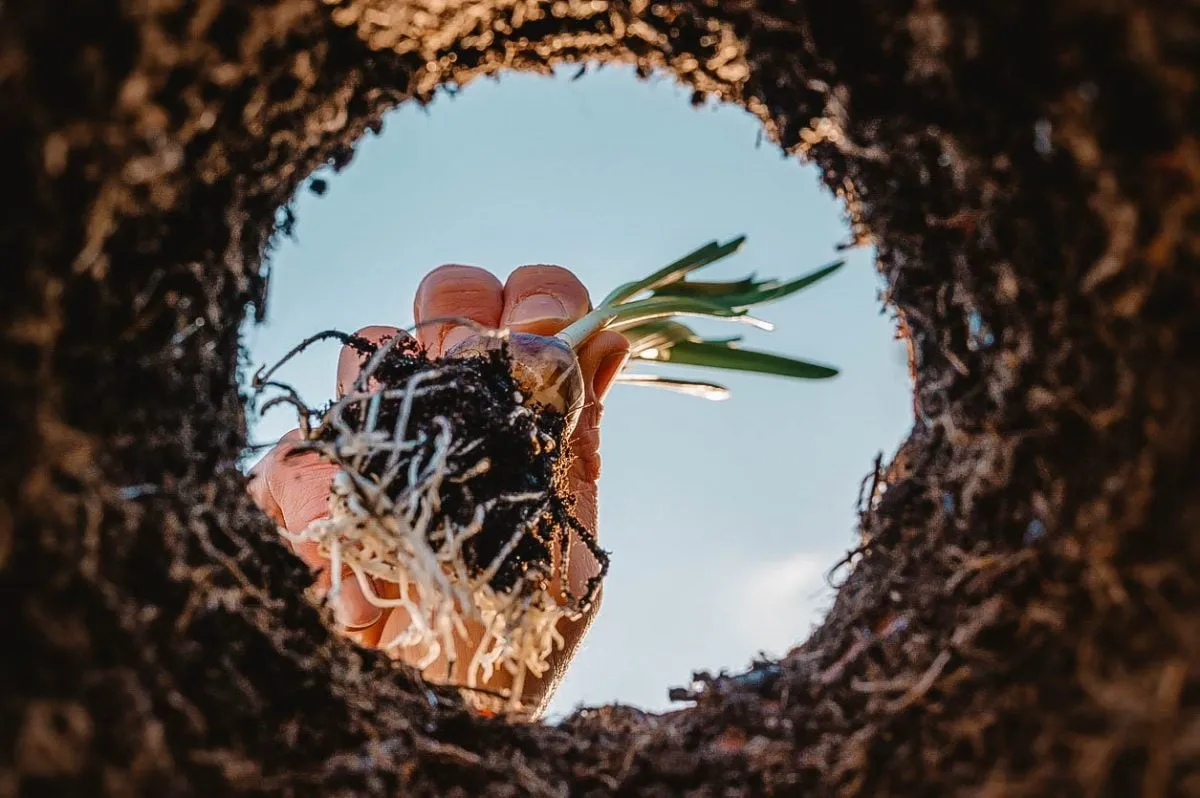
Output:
[241,64,913,717]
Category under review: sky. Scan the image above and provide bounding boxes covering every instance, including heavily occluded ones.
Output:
[240,64,913,718]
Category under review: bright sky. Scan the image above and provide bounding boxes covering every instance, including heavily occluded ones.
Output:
[240,64,913,718]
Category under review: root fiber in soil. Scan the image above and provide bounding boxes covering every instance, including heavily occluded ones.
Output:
[262,330,606,711]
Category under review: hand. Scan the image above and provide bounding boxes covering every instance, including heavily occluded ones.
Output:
[247,264,630,715]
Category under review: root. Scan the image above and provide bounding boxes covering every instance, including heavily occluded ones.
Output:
[256,331,604,715]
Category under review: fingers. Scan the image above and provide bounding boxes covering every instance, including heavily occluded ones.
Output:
[336,325,412,397]
[272,453,339,533]
[563,331,630,484]
[576,329,630,404]
[331,570,385,631]
[501,265,590,336]
[414,262,600,356]
[246,429,382,630]
[247,435,289,528]
[375,601,416,658]
[413,265,504,356]
[557,330,626,597]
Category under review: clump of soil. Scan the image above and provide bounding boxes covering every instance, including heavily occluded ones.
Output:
[331,332,600,593]
[259,330,607,711]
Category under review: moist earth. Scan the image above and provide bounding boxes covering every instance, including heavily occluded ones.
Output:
[1,0,1197,795]
[308,331,602,599]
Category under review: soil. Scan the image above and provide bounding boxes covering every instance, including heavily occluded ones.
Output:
[311,331,603,601]
[1,0,1198,796]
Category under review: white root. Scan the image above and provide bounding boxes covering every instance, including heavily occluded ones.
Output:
[275,355,584,716]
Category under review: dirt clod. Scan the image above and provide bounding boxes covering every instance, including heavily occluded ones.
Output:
[309,332,601,599]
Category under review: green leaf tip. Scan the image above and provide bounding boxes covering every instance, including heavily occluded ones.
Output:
[598,235,748,307]
[558,235,843,399]
[640,339,839,381]
[614,373,732,401]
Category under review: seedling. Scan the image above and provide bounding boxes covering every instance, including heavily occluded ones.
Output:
[251,236,841,715]
[449,235,841,421]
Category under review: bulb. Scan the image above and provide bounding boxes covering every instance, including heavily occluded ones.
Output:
[445,332,584,430]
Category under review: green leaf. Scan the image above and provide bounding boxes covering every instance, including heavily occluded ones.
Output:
[556,237,846,386]
[719,260,845,310]
[614,373,731,401]
[602,294,772,332]
[647,260,843,313]
[694,334,744,346]
[650,276,767,299]
[557,291,767,349]
[655,339,839,380]
[599,236,747,307]
[619,320,699,356]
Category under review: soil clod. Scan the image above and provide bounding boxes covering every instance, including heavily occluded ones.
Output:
[261,330,607,712]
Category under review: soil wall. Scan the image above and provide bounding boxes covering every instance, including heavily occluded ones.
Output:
[1,0,1197,795]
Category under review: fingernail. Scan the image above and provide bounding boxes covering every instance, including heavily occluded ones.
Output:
[594,351,630,401]
[333,575,382,630]
[507,294,569,328]
[440,326,476,354]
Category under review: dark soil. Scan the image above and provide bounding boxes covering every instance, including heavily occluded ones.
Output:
[2,0,1198,796]
[307,331,604,602]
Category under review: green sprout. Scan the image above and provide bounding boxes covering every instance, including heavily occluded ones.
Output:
[448,236,842,427]
[563,235,842,401]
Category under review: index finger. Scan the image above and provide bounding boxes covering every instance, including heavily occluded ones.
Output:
[336,325,414,397]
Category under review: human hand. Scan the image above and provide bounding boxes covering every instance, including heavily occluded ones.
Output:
[247,263,629,715]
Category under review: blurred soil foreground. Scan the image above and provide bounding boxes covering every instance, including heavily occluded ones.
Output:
[1,0,1198,795]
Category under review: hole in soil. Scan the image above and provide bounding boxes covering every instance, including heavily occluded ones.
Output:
[239,64,915,718]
